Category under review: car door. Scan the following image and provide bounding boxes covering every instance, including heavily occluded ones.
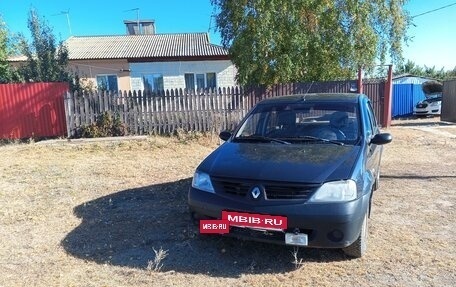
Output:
[364,99,382,190]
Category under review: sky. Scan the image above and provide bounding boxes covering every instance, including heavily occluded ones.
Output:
[1,0,455,70]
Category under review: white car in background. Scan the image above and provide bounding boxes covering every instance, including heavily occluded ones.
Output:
[414,80,443,117]
[413,94,442,117]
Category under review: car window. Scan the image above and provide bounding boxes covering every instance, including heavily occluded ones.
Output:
[365,101,378,137]
[236,113,263,137]
[235,102,360,143]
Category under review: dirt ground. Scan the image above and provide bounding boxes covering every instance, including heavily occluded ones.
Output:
[0,118,455,287]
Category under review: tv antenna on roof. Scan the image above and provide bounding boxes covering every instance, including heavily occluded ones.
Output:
[124,8,140,34]
[52,9,72,36]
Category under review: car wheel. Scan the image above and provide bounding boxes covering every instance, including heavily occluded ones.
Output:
[343,208,368,258]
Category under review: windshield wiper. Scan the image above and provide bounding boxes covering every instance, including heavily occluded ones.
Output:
[283,136,345,146]
[234,135,291,145]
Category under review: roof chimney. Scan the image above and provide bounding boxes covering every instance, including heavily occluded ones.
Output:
[123,20,155,35]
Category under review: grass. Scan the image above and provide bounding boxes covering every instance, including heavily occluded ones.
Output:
[147,247,169,272]
[0,123,455,287]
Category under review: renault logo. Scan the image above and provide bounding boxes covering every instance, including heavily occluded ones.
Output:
[251,186,261,199]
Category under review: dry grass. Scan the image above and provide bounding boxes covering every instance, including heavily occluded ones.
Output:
[147,247,169,272]
[0,121,455,287]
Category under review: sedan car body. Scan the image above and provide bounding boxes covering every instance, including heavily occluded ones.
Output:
[413,94,442,116]
[188,93,392,258]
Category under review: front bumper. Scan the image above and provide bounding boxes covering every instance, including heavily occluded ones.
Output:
[414,107,440,115]
[188,187,370,248]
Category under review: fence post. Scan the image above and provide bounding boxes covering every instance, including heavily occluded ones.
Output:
[358,66,363,94]
[64,91,73,137]
[382,65,393,128]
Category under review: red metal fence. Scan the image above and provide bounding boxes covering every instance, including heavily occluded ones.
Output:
[0,83,69,139]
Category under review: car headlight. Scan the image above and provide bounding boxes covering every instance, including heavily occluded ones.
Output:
[429,101,439,107]
[309,180,357,202]
[192,171,215,193]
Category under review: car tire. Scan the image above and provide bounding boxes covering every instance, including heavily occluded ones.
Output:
[343,208,368,258]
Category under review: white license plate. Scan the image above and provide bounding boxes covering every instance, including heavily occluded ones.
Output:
[285,233,308,246]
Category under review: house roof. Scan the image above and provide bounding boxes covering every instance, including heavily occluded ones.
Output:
[65,33,229,60]
[392,74,438,84]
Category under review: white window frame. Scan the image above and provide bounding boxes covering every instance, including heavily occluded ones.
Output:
[96,74,118,91]
[141,73,164,93]
[184,72,217,91]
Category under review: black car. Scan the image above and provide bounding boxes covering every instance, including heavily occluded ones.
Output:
[188,93,392,258]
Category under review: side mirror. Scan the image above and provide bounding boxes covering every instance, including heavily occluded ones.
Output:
[370,133,392,145]
[219,131,232,141]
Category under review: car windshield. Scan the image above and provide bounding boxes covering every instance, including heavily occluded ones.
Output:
[234,101,360,144]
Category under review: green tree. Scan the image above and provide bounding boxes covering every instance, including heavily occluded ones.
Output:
[446,67,456,80]
[395,59,456,81]
[17,9,69,82]
[394,59,424,76]
[0,16,18,83]
[211,0,409,85]
[0,18,9,82]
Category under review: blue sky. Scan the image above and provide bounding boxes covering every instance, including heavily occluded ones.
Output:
[1,0,455,70]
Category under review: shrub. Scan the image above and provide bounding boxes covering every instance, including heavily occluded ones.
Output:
[74,112,128,138]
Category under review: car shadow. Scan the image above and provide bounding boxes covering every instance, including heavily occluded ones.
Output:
[61,178,349,277]
[382,174,456,180]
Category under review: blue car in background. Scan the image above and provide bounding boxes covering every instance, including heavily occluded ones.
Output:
[188,93,392,258]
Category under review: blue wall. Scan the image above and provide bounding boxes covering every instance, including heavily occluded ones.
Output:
[392,84,427,118]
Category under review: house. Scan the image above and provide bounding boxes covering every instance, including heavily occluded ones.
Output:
[11,20,238,92]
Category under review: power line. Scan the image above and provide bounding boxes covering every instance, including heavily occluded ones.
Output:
[412,2,456,18]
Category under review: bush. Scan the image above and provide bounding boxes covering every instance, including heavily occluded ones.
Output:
[74,112,128,138]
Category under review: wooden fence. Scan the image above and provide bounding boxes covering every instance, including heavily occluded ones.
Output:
[64,80,386,137]
[64,88,252,136]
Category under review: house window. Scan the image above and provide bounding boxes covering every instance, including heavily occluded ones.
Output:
[206,72,216,89]
[185,74,195,91]
[142,74,164,93]
[196,74,205,90]
[184,73,217,91]
[96,75,118,91]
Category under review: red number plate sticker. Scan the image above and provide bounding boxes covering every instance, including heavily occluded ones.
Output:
[222,211,287,231]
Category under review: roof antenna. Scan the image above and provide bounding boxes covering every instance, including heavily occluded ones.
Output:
[52,9,72,36]
[304,81,314,94]
[208,14,216,33]
[124,8,140,34]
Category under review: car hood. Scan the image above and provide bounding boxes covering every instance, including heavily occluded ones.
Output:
[417,96,442,105]
[422,80,443,98]
[199,142,361,184]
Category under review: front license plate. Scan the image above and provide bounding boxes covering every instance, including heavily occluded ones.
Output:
[222,211,287,231]
[285,233,308,246]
